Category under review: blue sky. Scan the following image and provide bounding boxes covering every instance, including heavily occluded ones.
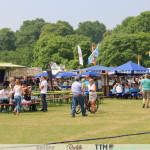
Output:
[0,0,149,31]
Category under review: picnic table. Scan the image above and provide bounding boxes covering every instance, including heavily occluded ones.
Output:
[124,89,140,93]
[0,96,40,113]
[0,97,9,101]
[0,96,37,102]
[32,91,72,105]
[31,91,104,105]
[109,89,141,99]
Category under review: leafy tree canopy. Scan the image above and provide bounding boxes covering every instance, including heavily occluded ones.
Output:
[113,11,150,34]
[40,20,74,38]
[75,21,106,44]
[0,28,16,51]
[13,18,46,66]
[33,34,92,69]
[16,18,46,48]
[99,33,150,67]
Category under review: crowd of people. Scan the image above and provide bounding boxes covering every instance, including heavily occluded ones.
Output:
[71,74,150,117]
[0,76,33,115]
[0,73,149,116]
[111,76,146,97]
[110,75,150,108]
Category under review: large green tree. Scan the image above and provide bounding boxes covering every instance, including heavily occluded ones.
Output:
[0,28,16,51]
[75,21,106,44]
[15,18,46,66]
[113,11,150,34]
[33,34,92,69]
[40,20,74,38]
[99,33,150,67]
[99,11,150,68]
[16,18,46,47]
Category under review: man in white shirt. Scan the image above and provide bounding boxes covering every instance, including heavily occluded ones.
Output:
[39,76,48,112]
[116,83,123,93]
[114,83,123,99]
[0,86,9,96]
[0,86,9,112]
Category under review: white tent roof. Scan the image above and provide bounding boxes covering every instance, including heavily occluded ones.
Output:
[0,63,25,68]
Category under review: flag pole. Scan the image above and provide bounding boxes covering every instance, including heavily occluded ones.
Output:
[92,44,96,65]
[137,54,141,65]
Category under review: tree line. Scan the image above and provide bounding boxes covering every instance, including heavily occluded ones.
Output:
[0,11,149,69]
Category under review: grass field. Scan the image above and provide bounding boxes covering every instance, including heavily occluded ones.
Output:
[0,98,150,144]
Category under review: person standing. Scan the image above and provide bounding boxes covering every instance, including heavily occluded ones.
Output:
[96,77,103,92]
[87,79,97,113]
[71,77,87,117]
[39,76,48,112]
[13,79,22,115]
[140,74,150,108]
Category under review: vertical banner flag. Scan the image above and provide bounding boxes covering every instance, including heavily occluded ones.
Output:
[77,45,83,65]
[88,46,99,64]
[137,55,141,65]
[88,53,94,64]
[149,51,150,58]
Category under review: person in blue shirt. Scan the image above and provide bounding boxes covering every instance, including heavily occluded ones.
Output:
[71,77,87,117]
[85,75,90,87]
[140,74,150,108]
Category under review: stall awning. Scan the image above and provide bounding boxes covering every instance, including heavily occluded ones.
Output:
[0,63,25,69]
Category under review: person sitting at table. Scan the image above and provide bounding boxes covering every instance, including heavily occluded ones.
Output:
[0,86,9,112]
[114,82,123,99]
[21,75,33,91]
[53,79,62,91]
[95,77,103,92]
[123,83,130,99]
[61,79,67,91]
[138,76,144,84]
[9,77,15,104]
[121,77,128,87]
[61,79,71,91]
[21,83,31,110]
[131,81,139,89]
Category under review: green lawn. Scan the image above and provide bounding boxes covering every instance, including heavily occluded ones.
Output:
[0,99,150,144]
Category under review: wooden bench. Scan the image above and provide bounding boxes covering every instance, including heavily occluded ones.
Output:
[46,94,72,106]
[0,102,42,113]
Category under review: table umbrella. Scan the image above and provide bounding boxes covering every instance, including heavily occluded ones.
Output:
[77,71,100,77]
[55,72,76,78]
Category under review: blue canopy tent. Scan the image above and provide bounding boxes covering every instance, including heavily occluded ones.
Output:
[77,72,100,77]
[73,65,111,73]
[55,72,76,78]
[109,61,149,75]
[34,72,55,78]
